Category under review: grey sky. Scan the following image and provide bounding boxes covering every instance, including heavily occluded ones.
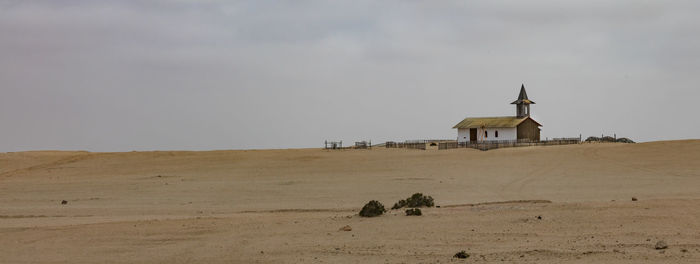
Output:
[1,0,699,151]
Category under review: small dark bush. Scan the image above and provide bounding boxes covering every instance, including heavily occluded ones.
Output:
[392,193,435,209]
[405,208,422,216]
[586,136,617,142]
[586,136,634,143]
[616,137,635,143]
[585,136,600,142]
[359,200,386,217]
[454,251,470,259]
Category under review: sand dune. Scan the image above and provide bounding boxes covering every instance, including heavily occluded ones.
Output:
[1,141,700,263]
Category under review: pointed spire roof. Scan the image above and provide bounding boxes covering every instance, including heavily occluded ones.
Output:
[510,84,535,104]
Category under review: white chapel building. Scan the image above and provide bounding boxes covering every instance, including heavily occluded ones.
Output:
[453,85,542,143]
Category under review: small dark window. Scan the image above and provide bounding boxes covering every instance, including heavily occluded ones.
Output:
[484,131,488,138]
[495,131,499,138]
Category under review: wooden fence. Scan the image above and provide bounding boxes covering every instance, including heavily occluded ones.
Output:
[354,141,372,149]
[385,141,426,150]
[438,138,581,151]
[324,140,343,149]
[403,139,455,144]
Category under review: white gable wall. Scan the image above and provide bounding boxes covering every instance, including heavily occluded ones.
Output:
[457,127,517,142]
[457,128,469,142]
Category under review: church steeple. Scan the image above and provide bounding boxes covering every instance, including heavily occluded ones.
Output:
[511,84,534,118]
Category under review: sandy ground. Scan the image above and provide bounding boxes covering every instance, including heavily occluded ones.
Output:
[1,140,700,263]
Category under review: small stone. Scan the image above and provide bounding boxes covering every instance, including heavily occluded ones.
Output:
[536,215,542,220]
[655,240,668,250]
[339,225,352,231]
[61,200,68,205]
[632,197,638,201]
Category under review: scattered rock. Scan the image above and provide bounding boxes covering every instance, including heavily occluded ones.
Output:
[632,197,638,201]
[681,249,688,253]
[61,200,68,205]
[405,208,422,216]
[453,250,470,259]
[359,200,386,217]
[655,240,668,250]
[536,215,542,220]
[339,225,352,231]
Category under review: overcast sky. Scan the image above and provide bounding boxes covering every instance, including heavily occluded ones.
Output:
[1,0,699,151]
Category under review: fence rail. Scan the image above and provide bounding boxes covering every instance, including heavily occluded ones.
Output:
[354,141,372,149]
[385,141,427,150]
[403,139,455,144]
[438,138,581,151]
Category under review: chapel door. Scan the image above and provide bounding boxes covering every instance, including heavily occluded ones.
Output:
[469,128,477,142]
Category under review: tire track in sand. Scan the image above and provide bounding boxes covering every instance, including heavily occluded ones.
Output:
[0,153,95,179]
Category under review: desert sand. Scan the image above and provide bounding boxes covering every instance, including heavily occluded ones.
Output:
[1,140,700,263]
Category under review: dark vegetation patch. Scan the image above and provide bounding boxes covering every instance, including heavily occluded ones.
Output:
[405,208,422,216]
[392,193,435,209]
[585,136,635,143]
[359,200,386,217]
[454,250,470,259]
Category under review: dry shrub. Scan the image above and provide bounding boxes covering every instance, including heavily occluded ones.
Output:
[359,200,386,217]
[392,193,435,209]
